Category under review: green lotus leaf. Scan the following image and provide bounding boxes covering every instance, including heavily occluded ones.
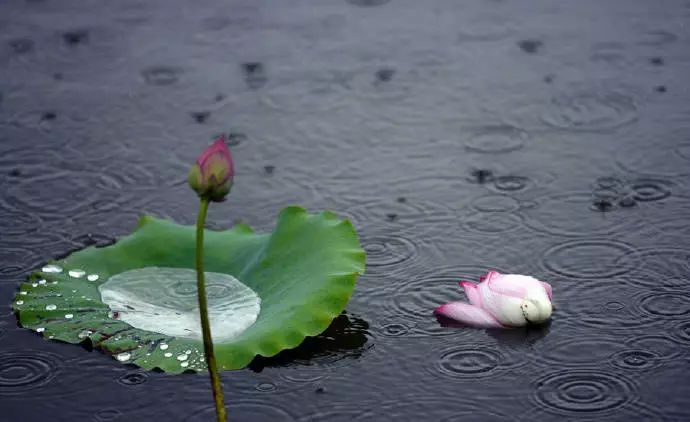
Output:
[12,206,365,374]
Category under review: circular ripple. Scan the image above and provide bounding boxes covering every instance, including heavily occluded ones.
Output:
[533,369,636,414]
[616,142,690,177]
[463,211,524,234]
[341,197,457,239]
[626,334,683,360]
[630,179,672,202]
[493,175,530,192]
[261,77,347,112]
[610,349,660,371]
[471,194,521,212]
[0,351,60,395]
[671,320,690,345]
[465,125,527,153]
[523,192,638,236]
[141,66,181,86]
[542,239,637,278]
[4,171,124,218]
[435,346,501,379]
[533,336,623,366]
[362,235,418,272]
[347,0,390,6]
[541,91,637,131]
[117,371,148,386]
[637,291,690,319]
[186,401,295,422]
[95,409,123,422]
[379,322,410,337]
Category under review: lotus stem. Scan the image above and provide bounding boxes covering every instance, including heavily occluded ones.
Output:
[195,198,227,422]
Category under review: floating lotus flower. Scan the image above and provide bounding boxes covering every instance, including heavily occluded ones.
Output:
[434,271,553,328]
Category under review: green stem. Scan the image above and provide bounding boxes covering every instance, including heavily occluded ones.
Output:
[195,198,227,422]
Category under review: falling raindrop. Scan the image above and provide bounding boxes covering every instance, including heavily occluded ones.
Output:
[42,265,63,273]
[87,274,100,282]
[65,314,74,319]
[68,269,86,278]
[45,304,57,311]
[116,352,131,362]
[160,343,169,350]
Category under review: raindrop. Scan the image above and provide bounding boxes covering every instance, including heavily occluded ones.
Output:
[118,371,148,386]
[160,343,169,350]
[164,352,173,358]
[62,29,89,46]
[42,265,62,273]
[64,314,74,319]
[191,111,210,124]
[68,269,86,278]
[115,352,131,362]
[87,274,100,282]
[36,328,45,333]
[493,175,529,191]
[517,39,543,54]
[78,330,92,339]
[19,291,27,295]
[180,361,189,368]
[38,279,46,285]
[380,323,409,337]
[15,300,24,305]
[45,304,57,311]
[256,382,277,392]
[649,56,664,66]
[610,350,660,370]
[142,66,180,86]
[177,354,188,361]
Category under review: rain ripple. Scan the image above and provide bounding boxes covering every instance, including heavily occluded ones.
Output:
[0,351,61,395]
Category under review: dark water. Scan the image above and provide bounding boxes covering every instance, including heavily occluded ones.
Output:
[2,0,690,420]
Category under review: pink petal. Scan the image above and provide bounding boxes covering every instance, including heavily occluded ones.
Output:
[459,281,482,307]
[487,275,528,299]
[479,270,502,284]
[434,302,504,328]
[541,282,553,300]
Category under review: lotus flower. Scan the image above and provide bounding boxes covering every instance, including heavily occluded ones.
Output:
[434,271,553,328]
[188,135,234,202]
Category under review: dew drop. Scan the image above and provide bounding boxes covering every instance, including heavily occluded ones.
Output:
[180,361,189,368]
[68,269,86,278]
[20,291,27,295]
[164,352,173,358]
[177,354,188,361]
[185,349,191,354]
[36,327,45,333]
[45,304,57,311]
[31,283,38,287]
[38,279,47,285]
[15,300,24,305]
[87,274,100,282]
[42,265,62,273]
[65,314,74,319]
[160,343,169,350]
[116,352,131,362]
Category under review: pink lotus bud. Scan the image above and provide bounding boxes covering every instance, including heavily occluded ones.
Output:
[188,135,234,202]
[434,271,553,329]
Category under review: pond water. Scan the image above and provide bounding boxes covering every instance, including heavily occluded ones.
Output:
[1,0,690,420]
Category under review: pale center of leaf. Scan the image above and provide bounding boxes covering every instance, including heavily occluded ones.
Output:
[98,267,261,342]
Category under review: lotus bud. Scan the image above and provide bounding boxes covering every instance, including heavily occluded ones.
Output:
[188,135,234,202]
